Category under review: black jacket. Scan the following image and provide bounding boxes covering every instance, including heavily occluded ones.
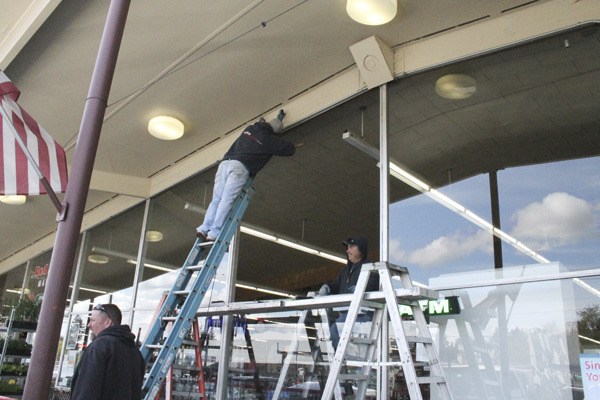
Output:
[223,121,295,177]
[328,258,379,295]
[71,325,145,400]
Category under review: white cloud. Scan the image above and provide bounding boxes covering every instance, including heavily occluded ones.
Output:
[510,192,597,247]
[391,230,491,268]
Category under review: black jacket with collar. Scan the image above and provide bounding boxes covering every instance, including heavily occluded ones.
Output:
[70,325,145,400]
[223,121,295,177]
[328,258,379,294]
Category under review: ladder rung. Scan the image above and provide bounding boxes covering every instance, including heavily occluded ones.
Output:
[173,290,190,296]
[417,376,446,384]
[350,336,376,345]
[162,316,177,322]
[172,364,203,372]
[187,264,204,271]
[406,335,432,344]
[338,374,369,381]
[145,344,163,350]
[345,355,367,362]
[172,391,204,398]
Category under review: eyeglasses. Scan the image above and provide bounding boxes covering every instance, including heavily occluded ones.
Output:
[93,304,116,325]
[93,304,107,312]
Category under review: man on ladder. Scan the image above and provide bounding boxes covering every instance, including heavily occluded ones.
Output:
[318,237,379,349]
[196,109,296,243]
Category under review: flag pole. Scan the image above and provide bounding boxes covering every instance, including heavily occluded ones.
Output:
[0,103,64,215]
[22,1,131,398]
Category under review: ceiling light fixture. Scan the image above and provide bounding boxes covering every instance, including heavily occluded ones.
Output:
[145,230,164,242]
[0,195,27,205]
[88,254,109,264]
[346,0,397,25]
[126,259,173,273]
[148,116,185,140]
[435,74,477,100]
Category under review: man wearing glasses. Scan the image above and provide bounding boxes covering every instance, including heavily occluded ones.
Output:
[70,303,145,399]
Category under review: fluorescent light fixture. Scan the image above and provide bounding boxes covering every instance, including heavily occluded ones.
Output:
[239,226,347,264]
[242,228,277,242]
[70,285,108,295]
[148,116,184,140]
[92,247,178,272]
[580,335,600,345]
[573,278,600,298]
[88,254,109,264]
[236,283,298,299]
[435,74,477,100]
[344,132,550,264]
[0,195,27,205]
[346,0,397,25]
[145,230,164,242]
[6,289,22,294]
[126,259,173,273]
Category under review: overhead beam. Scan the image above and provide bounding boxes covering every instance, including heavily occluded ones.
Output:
[0,0,63,70]
[89,169,150,197]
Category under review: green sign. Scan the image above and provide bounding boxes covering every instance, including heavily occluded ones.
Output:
[399,296,460,318]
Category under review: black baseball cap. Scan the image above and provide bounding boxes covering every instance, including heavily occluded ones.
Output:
[342,237,368,259]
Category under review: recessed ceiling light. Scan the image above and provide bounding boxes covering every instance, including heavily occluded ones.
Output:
[88,254,109,264]
[148,116,184,140]
[146,230,164,242]
[0,195,27,205]
[435,74,477,100]
[346,0,397,25]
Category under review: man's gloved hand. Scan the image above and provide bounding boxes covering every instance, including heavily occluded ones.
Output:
[318,284,330,296]
[277,109,285,121]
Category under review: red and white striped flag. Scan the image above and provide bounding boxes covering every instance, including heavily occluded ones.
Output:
[0,70,68,196]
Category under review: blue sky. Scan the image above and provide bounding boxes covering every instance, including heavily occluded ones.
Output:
[389,155,600,284]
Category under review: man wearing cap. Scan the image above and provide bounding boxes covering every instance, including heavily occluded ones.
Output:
[70,303,145,400]
[196,110,295,242]
[318,237,379,349]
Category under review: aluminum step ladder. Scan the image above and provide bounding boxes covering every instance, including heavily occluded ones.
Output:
[272,297,342,400]
[321,262,453,400]
[437,290,507,400]
[141,178,254,399]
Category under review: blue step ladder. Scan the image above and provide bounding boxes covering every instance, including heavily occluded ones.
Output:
[141,178,255,399]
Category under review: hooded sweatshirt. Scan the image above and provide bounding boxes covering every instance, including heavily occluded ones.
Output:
[328,237,379,294]
[71,325,145,400]
[223,121,295,177]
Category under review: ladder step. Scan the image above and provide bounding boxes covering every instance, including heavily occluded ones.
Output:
[406,335,432,344]
[350,336,376,345]
[187,263,204,271]
[172,391,205,398]
[338,374,369,381]
[198,241,215,248]
[173,290,191,296]
[145,344,163,350]
[416,376,446,384]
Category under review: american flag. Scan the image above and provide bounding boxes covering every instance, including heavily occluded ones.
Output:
[0,70,67,196]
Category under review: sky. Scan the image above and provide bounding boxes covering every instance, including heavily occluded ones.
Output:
[389,155,600,284]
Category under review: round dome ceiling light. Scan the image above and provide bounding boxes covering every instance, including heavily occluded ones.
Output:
[146,230,164,242]
[88,254,109,264]
[435,74,477,100]
[346,0,397,25]
[148,116,185,140]
[0,195,27,205]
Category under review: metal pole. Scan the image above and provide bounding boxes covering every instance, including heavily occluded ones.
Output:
[489,171,503,269]
[22,1,131,398]
[129,199,152,327]
[55,231,88,387]
[216,230,240,399]
[378,84,390,400]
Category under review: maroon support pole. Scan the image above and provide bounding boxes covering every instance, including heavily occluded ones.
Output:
[22,1,131,398]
